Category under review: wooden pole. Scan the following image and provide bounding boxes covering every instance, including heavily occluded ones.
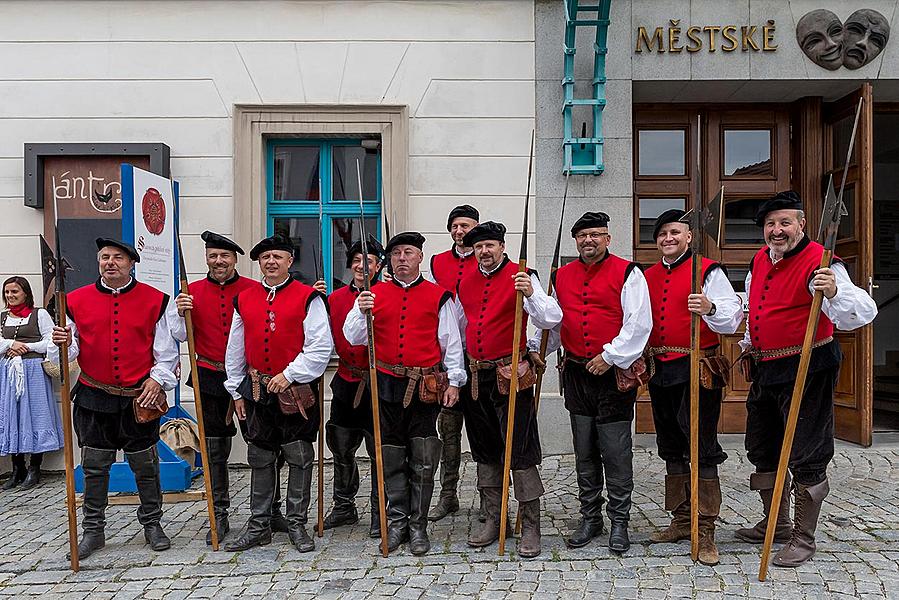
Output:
[317,376,325,538]
[689,252,702,561]
[56,292,79,571]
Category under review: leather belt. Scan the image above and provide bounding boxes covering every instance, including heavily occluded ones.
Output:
[745,336,834,360]
[645,346,718,358]
[376,360,441,408]
[197,354,225,372]
[466,353,515,401]
[79,373,143,397]
[340,359,370,409]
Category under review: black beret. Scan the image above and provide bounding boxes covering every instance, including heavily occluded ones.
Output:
[462,221,506,247]
[385,231,426,254]
[201,230,244,255]
[755,191,803,226]
[446,204,480,231]
[95,237,140,262]
[570,211,610,236]
[249,234,295,261]
[345,234,386,268]
[652,209,688,240]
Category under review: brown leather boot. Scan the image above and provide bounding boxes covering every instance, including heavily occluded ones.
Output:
[772,479,829,568]
[735,471,792,544]
[650,473,691,543]
[517,499,541,558]
[468,463,503,547]
[697,478,722,566]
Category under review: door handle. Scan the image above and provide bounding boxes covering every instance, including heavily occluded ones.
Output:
[867,276,879,296]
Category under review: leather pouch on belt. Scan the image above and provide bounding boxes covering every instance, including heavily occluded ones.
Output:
[700,354,731,390]
[496,360,536,396]
[614,356,650,392]
[133,398,167,424]
[277,383,316,419]
[418,371,449,404]
[737,353,756,383]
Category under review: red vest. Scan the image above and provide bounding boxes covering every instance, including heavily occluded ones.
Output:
[553,253,635,358]
[458,258,531,361]
[67,279,166,388]
[430,247,478,295]
[645,254,720,361]
[189,273,255,370]
[748,237,834,360]
[235,279,321,376]
[370,278,449,372]
[328,284,368,381]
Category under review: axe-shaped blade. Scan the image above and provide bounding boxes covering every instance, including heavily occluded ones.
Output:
[678,186,724,250]
[818,175,846,249]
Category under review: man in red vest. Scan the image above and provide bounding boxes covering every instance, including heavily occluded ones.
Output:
[427,204,479,521]
[223,234,333,553]
[50,238,180,559]
[321,235,385,537]
[173,231,255,544]
[736,192,876,568]
[344,231,465,555]
[456,221,562,558]
[532,212,651,554]
[643,210,743,565]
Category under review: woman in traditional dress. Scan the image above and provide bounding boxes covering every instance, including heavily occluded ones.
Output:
[0,276,63,490]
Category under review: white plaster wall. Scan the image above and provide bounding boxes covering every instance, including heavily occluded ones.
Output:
[0,0,536,471]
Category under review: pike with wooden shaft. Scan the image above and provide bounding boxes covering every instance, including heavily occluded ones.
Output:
[175,221,220,551]
[498,130,535,556]
[758,97,863,581]
[356,159,390,557]
[52,199,80,571]
[315,179,325,539]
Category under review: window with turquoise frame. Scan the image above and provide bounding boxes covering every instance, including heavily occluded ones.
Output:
[266,139,381,291]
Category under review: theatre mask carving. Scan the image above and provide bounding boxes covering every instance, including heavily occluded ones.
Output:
[796,8,890,70]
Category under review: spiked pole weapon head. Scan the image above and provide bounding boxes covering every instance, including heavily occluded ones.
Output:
[820,97,863,251]
[356,159,373,293]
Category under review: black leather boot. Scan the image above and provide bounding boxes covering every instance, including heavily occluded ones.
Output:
[226,444,276,551]
[429,409,462,521]
[125,446,170,551]
[2,454,26,490]
[324,423,362,530]
[566,415,605,548]
[282,440,316,553]
[206,437,232,545]
[20,453,43,490]
[597,420,633,554]
[513,467,545,558]
[271,450,289,533]
[364,433,382,539]
[68,447,116,560]
[409,437,441,555]
[381,445,410,552]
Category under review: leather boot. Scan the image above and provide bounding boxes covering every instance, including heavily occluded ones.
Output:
[270,451,289,533]
[597,421,633,553]
[2,454,26,490]
[468,463,503,547]
[429,409,462,521]
[125,446,170,551]
[382,445,410,552]
[513,466,544,558]
[364,433,382,539]
[68,447,116,560]
[772,479,830,568]
[282,440,315,553]
[206,437,232,545]
[324,424,362,529]
[735,471,792,544]
[226,444,276,551]
[478,490,487,523]
[566,415,605,548]
[697,478,722,566]
[19,466,41,490]
[409,437,441,555]
[650,473,691,543]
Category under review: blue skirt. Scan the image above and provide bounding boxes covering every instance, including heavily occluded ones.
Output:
[0,357,64,455]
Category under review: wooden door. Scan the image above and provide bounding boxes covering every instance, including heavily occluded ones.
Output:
[822,84,875,446]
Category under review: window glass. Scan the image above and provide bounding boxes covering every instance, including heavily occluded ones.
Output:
[728,266,750,294]
[638,130,686,176]
[332,145,379,201]
[272,146,320,201]
[723,129,772,176]
[271,217,322,285]
[331,217,379,290]
[832,114,857,168]
[638,197,686,244]
[724,198,766,245]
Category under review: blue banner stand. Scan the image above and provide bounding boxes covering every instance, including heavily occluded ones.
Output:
[75,170,197,494]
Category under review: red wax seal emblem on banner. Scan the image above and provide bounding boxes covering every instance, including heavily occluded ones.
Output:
[142,187,166,235]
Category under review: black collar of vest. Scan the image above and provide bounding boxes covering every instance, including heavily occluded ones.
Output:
[479,255,510,278]
[95,277,137,295]
[661,249,693,271]
[578,249,610,268]
[206,272,241,286]
[390,274,425,289]
[451,245,475,260]
[768,234,811,261]
[262,276,294,292]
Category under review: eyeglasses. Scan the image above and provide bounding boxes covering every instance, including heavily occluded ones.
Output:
[575,232,610,241]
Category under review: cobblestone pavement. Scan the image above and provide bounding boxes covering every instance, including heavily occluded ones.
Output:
[1,437,897,599]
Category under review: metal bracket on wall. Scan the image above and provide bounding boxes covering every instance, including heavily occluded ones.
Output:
[562,0,610,175]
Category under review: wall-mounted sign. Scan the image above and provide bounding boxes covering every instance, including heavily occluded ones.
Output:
[797,9,889,71]
[635,20,777,53]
